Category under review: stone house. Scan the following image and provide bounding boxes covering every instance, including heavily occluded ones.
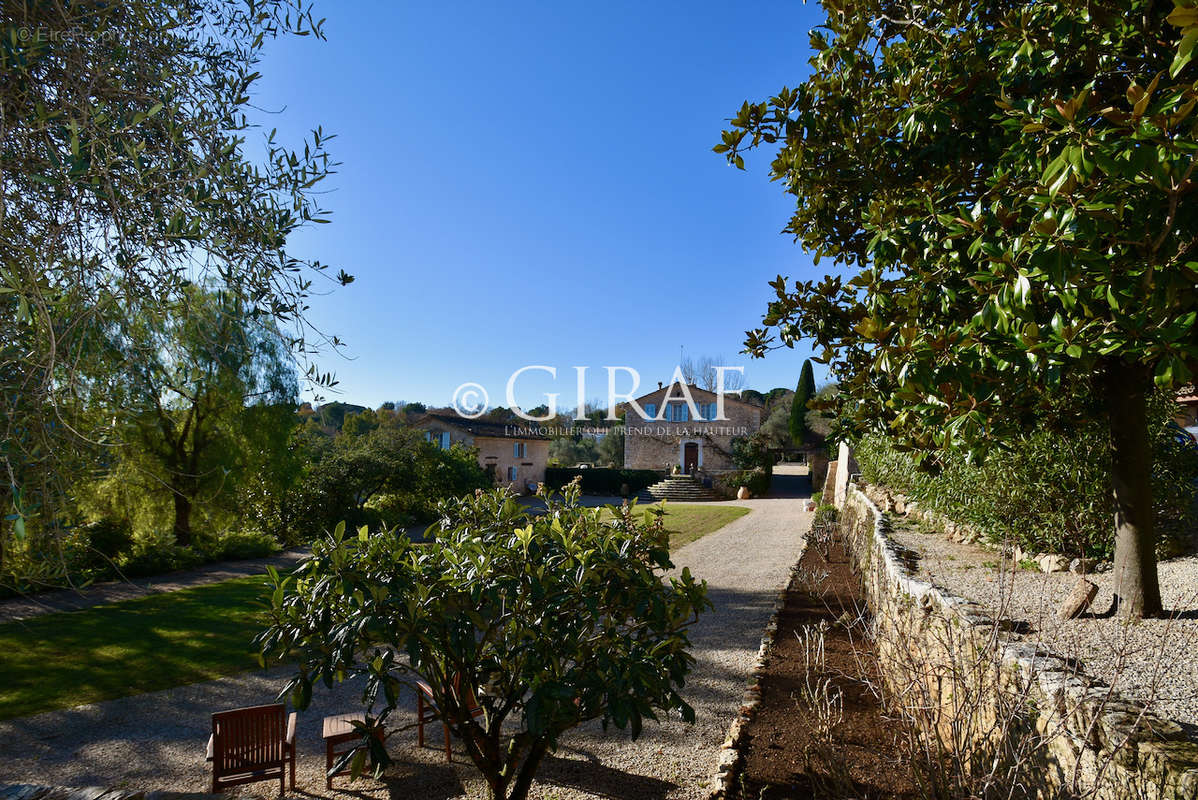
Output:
[414,413,550,492]
[1177,384,1198,441]
[622,382,762,474]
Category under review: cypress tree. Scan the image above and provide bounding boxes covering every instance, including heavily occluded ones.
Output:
[789,360,815,446]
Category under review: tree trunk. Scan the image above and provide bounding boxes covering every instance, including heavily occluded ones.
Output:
[172,489,193,547]
[506,738,549,800]
[1104,360,1163,619]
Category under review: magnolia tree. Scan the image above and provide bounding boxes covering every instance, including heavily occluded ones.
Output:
[720,1,1198,617]
[258,483,709,800]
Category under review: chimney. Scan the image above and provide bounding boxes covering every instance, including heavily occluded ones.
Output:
[657,381,663,389]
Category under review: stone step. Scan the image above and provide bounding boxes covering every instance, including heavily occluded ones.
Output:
[638,475,721,502]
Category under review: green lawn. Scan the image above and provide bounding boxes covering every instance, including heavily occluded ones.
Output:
[0,502,748,721]
[607,502,751,550]
[0,575,271,720]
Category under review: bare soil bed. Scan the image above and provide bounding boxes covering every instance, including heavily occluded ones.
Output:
[731,537,918,799]
[887,516,1198,734]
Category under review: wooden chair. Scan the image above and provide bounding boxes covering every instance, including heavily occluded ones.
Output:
[415,678,484,762]
[206,703,297,795]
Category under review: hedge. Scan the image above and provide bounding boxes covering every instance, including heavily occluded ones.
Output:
[544,467,663,496]
[854,408,1198,560]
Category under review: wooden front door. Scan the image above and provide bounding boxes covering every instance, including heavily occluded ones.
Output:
[683,442,699,474]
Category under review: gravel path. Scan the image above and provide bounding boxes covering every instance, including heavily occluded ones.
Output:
[0,473,810,799]
[888,517,1198,734]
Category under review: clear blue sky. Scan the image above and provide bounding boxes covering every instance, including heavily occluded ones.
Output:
[252,1,829,411]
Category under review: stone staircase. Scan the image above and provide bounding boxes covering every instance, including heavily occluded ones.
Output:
[638,474,720,502]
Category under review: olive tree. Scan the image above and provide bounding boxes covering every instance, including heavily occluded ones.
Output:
[258,483,709,800]
[1,0,345,574]
[720,0,1198,617]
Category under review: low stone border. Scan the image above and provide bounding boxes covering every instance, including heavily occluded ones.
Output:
[842,484,1198,800]
[0,785,217,800]
[707,570,794,799]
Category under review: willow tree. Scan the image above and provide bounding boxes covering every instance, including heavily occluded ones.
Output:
[1,1,347,574]
[720,1,1198,617]
[111,289,297,546]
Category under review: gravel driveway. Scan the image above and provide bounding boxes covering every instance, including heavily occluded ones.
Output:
[888,517,1198,735]
[0,473,810,800]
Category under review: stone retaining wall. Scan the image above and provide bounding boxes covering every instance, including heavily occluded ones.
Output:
[841,484,1198,799]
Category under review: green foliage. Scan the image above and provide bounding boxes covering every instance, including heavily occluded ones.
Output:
[723,469,771,497]
[548,434,600,466]
[722,0,1198,616]
[543,467,662,495]
[102,288,298,547]
[725,2,1198,445]
[731,433,775,472]
[197,530,282,562]
[856,403,1198,559]
[757,400,794,450]
[259,484,710,800]
[790,360,815,446]
[288,427,489,535]
[740,389,766,405]
[812,504,838,530]
[597,427,625,467]
[117,533,206,578]
[1,0,342,578]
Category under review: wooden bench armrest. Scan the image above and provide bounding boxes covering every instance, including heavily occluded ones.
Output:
[286,711,297,747]
[205,733,214,762]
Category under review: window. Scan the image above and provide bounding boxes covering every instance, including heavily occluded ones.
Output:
[508,466,518,481]
[513,442,525,458]
[644,403,657,420]
[701,402,717,420]
[441,432,451,450]
[667,403,688,422]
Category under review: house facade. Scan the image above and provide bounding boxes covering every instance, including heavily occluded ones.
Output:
[414,413,550,492]
[622,382,762,473]
[1177,384,1198,442]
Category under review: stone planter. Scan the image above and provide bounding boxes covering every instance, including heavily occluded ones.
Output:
[737,486,751,500]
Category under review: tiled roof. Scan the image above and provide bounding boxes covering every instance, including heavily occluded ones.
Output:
[629,381,762,407]
[415,413,552,440]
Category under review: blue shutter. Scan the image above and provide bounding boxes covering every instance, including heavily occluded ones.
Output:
[645,403,657,419]
[440,432,451,449]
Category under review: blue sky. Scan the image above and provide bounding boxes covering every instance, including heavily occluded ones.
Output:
[253,1,829,411]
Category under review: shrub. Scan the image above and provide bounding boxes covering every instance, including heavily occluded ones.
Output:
[198,529,281,561]
[259,483,710,800]
[855,403,1198,559]
[813,504,838,529]
[723,468,771,497]
[286,428,490,539]
[364,492,426,529]
[731,432,776,473]
[118,532,205,577]
[82,519,134,559]
[543,467,662,495]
